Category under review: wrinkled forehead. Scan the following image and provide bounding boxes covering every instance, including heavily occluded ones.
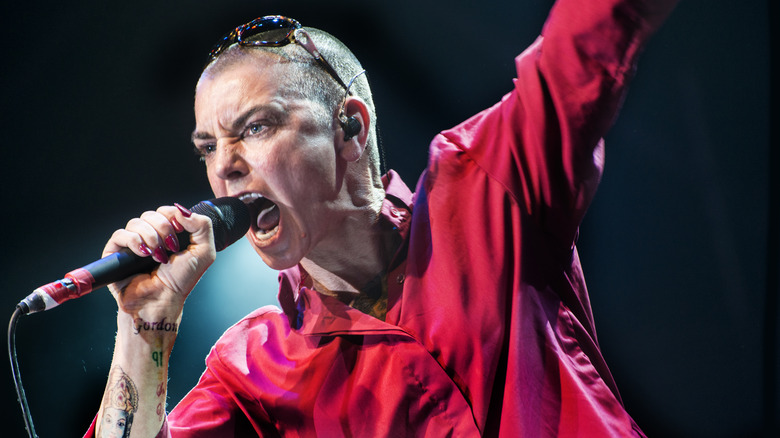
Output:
[192,53,332,137]
[193,58,287,125]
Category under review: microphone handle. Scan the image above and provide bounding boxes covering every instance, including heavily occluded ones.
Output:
[16,197,250,315]
[18,230,190,315]
[78,229,195,292]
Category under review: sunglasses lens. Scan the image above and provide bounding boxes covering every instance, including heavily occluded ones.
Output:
[240,17,296,45]
[208,29,238,58]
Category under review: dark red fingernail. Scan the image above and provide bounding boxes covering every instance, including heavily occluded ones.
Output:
[152,247,169,264]
[138,243,152,256]
[165,234,180,253]
[174,203,192,217]
[170,217,184,233]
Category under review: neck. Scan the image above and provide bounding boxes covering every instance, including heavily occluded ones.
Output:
[301,211,396,298]
[301,171,396,297]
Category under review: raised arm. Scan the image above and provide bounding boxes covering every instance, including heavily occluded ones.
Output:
[440,0,677,248]
[91,204,216,438]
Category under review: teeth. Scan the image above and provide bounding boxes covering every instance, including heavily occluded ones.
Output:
[237,193,280,240]
[256,225,279,241]
[239,193,264,202]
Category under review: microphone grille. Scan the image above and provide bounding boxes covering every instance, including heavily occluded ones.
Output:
[191,197,251,251]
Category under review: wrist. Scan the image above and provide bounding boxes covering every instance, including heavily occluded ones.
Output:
[116,310,180,350]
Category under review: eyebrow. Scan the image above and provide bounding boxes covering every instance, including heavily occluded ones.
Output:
[190,104,284,142]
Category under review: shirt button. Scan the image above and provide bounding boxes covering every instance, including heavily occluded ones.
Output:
[396,274,405,284]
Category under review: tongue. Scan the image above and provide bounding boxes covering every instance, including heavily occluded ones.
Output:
[256,203,280,233]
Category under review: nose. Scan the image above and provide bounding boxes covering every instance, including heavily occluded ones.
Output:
[212,139,249,181]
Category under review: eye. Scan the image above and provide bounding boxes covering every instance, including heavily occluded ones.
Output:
[245,122,266,137]
[193,143,216,162]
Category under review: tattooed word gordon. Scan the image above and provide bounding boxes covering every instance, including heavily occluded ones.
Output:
[133,317,178,335]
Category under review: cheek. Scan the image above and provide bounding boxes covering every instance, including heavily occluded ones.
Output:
[255,148,308,191]
[283,141,337,185]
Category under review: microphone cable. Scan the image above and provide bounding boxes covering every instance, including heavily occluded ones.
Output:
[8,306,38,438]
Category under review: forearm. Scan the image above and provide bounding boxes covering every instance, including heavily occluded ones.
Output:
[96,309,180,438]
[88,203,215,437]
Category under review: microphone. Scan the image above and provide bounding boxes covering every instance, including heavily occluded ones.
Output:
[17,197,251,315]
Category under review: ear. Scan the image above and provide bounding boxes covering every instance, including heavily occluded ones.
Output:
[336,96,370,162]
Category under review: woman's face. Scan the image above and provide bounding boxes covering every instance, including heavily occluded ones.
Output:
[194,57,351,270]
[100,407,128,438]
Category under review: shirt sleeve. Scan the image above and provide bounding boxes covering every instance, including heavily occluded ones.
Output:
[166,361,256,436]
[164,340,280,437]
[436,0,677,251]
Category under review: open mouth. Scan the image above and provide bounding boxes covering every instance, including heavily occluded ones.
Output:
[239,193,280,241]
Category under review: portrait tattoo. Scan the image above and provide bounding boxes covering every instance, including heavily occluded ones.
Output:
[98,366,138,438]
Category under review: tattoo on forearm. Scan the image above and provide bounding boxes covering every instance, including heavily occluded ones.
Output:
[133,317,179,335]
[98,366,138,438]
[152,350,163,367]
[156,382,166,420]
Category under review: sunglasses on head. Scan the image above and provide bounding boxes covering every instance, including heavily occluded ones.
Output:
[207,15,349,90]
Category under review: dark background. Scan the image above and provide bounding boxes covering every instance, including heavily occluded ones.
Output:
[1,0,775,436]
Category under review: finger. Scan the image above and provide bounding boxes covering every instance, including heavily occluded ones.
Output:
[140,210,181,254]
[122,214,170,264]
[151,204,217,294]
[102,228,154,259]
[159,204,216,250]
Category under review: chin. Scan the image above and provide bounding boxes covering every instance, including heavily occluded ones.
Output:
[252,245,302,271]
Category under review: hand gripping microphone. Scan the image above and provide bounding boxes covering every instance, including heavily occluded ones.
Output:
[17,197,251,315]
